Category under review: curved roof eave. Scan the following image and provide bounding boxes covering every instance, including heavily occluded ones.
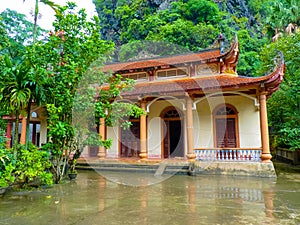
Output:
[118,62,285,98]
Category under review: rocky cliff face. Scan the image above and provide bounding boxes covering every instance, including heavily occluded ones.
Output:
[148,0,176,10]
[94,0,260,43]
[151,0,257,25]
[217,0,257,26]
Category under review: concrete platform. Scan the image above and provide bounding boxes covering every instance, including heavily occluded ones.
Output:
[194,161,277,178]
[77,158,277,178]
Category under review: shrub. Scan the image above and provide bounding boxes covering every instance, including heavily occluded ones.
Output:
[0,129,15,187]
[14,143,53,187]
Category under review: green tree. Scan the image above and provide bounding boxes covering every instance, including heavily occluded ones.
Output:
[0,9,49,148]
[260,32,300,150]
[94,0,158,45]
[28,2,144,183]
[171,0,221,24]
[264,0,300,40]
[0,9,46,60]
[0,55,31,154]
[32,3,113,182]
[19,0,60,148]
[21,0,59,42]
[147,19,219,52]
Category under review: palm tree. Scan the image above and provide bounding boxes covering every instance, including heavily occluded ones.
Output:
[266,0,300,42]
[0,55,31,156]
[284,0,300,34]
[23,63,48,149]
[22,0,60,42]
[17,0,60,147]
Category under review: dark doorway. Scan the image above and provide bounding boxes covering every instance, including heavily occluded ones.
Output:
[169,120,184,157]
[162,108,184,158]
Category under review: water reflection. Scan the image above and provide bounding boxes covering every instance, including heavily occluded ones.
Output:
[0,171,299,225]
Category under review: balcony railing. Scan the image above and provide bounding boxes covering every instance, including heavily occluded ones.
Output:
[194,148,262,162]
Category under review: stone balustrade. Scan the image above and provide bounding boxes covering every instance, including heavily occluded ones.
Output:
[194,148,262,162]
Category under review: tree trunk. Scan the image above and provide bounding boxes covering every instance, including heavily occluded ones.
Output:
[13,112,20,159]
[25,96,32,149]
[33,0,39,43]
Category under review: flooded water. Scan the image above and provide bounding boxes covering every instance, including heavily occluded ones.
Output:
[0,170,299,225]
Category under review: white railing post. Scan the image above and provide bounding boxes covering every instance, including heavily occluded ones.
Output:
[194,149,262,162]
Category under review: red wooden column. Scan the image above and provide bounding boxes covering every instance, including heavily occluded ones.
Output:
[186,95,196,161]
[98,118,106,159]
[139,101,148,161]
[6,121,12,148]
[20,117,27,145]
[259,92,272,162]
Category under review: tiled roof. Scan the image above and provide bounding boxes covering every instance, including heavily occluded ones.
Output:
[103,37,240,73]
[118,63,285,97]
[103,49,221,73]
[101,37,284,98]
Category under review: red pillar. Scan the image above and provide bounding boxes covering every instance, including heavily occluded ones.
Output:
[186,95,195,161]
[98,118,106,159]
[20,117,27,145]
[6,121,12,148]
[260,92,272,162]
[139,101,148,161]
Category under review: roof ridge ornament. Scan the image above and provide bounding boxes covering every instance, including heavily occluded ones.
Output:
[220,35,239,75]
[218,33,225,54]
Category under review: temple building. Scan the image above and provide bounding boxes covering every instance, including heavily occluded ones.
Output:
[5,37,285,177]
[92,37,284,177]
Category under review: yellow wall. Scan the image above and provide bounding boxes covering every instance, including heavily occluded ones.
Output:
[195,95,261,148]
[147,98,188,158]
[102,94,262,159]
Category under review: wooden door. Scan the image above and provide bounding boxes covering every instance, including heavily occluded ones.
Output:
[216,118,237,148]
[120,121,140,157]
[89,145,99,157]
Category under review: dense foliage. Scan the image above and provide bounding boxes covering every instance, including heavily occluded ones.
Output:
[27,3,144,183]
[0,2,144,186]
[94,0,267,76]
[260,33,300,150]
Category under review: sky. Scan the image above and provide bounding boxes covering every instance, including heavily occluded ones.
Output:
[0,0,96,30]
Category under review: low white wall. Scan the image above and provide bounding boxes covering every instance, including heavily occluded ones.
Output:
[39,119,47,146]
[106,126,119,158]
[147,117,162,158]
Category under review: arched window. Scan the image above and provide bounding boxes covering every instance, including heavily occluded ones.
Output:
[213,104,239,148]
[163,109,180,119]
[31,112,38,118]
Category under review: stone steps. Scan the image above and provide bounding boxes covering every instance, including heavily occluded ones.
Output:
[76,161,190,175]
[76,160,278,177]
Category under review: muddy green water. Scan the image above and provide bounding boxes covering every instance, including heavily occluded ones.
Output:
[0,170,299,225]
